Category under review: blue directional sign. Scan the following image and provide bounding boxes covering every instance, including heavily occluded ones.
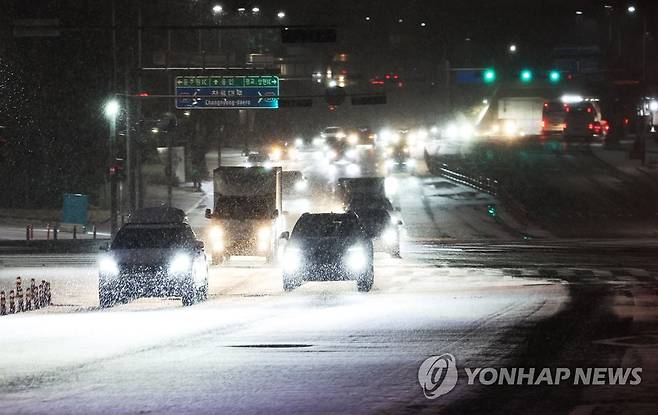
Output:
[175,76,279,109]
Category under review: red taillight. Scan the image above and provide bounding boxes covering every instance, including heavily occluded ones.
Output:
[587,107,592,113]
[541,119,546,128]
[588,123,594,130]
[544,102,549,108]
[565,105,570,112]
[624,117,630,125]
[385,74,391,80]
[138,91,149,97]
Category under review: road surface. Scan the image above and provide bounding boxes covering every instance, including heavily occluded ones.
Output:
[0,143,656,414]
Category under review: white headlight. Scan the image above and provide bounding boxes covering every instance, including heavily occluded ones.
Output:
[209,226,224,252]
[169,253,192,274]
[346,245,367,271]
[347,163,360,176]
[258,227,271,251]
[383,228,397,245]
[294,180,308,191]
[99,256,119,275]
[283,248,301,273]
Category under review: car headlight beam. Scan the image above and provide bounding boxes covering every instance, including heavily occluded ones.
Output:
[383,228,398,245]
[283,247,301,273]
[346,245,367,271]
[99,256,119,276]
[169,253,192,274]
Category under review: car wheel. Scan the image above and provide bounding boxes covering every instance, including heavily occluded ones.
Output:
[196,278,208,302]
[357,269,374,292]
[99,285,115,308]
[283,273,301,292]
[181,279,197,306]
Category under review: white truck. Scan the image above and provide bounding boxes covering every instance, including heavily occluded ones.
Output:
[204,166,282,264]
[479,95,546,137]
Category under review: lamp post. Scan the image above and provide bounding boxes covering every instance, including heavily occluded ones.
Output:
[104,98,120,236]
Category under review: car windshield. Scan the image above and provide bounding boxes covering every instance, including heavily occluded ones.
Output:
[112,226,195,249]
[4,2,658,414]
[292,215,358,238]
[247,154,268,163]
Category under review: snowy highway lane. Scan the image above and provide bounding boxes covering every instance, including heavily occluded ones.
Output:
[0,250,570,414]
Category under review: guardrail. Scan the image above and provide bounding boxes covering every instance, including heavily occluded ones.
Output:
[438,163,529,228]
[24,224,100,241]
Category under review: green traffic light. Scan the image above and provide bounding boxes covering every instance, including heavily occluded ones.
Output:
[549,70,561,83]
[520,69,533,83]
[483,69,496,84]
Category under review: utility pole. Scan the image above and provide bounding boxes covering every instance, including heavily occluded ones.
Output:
[167,29,173,207]
[136,0,144,209]
[125,68,135,213]
[109,103,118,236]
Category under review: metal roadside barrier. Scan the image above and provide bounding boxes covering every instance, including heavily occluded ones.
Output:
[438,163,529,228]
[438,163,499,195]
[0,277,52,317]
[23,223,99,240]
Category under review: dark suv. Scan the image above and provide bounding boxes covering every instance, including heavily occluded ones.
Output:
[280,212,374,292]
[98,208,209,307]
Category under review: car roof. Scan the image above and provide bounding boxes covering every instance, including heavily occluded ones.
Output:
[127,207,187,224]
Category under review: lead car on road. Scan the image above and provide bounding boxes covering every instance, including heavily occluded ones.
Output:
[280,212,374,292]
[98,207,209,307]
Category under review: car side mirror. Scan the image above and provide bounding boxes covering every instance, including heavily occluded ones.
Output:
[279,231,290,240]
[205,208,212,219]
[194,240,204,250]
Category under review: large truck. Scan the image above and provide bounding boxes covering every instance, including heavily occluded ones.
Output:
[336,177,387,209]
[487,97,545,137]
[204,166,282,264]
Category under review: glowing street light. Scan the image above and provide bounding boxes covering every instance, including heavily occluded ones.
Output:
[212,4,222,14]
[508,44,517,53]
[575,10,583,15]
[252,7,260,13]
[627,5,636,14]
[104,99,119,119]
[277,11,286,19]
[649,100,658,112]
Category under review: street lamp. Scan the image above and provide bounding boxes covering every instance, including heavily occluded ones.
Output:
[251,6,260,14]
[575,10,583,15]
[104,99,119,119]
[627,5,636,14]
[212,4,222,15]
[277,11,285,19]
[649,100,658,113]
[104,98,120,236]
[508,44,517,53]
